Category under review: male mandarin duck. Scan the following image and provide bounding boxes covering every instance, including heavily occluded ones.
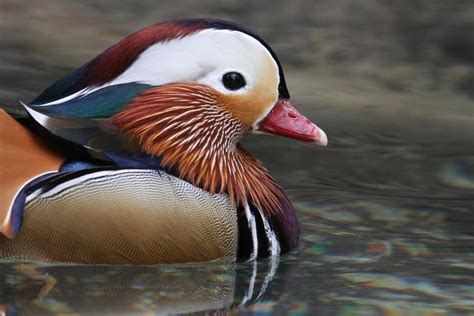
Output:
[0,18,327,264]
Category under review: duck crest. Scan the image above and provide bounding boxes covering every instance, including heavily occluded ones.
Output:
[112,83,288,216]
[32,21,205,105]
[32,18,289,106]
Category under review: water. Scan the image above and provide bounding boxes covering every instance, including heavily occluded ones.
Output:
[1,1,473,314]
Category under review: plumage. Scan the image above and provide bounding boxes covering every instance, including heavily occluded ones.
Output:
[1,169,238,264]
[0,110,64,239]
[0,18,328,264]
[111,83,286,216]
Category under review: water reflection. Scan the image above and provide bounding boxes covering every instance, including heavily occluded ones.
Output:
[1,257,286,314]
[3,239,474,314]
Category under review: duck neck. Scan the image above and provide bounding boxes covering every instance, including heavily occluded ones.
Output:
[112,83,287,215]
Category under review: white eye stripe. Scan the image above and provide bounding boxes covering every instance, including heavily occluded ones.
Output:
[111,29,278,93]
[37,30,279,107]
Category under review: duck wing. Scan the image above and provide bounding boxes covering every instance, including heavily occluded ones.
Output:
[19,82,152,159]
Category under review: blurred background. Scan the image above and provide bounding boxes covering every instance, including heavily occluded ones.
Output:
[0,0,473,314]
[0,0,473,105]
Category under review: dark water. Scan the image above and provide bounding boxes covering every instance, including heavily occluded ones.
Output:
[1,1,473,314]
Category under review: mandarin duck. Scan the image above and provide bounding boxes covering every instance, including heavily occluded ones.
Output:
[0,18,327,264]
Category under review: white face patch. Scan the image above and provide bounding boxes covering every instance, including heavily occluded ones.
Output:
[111,29,280,96]
[32,28,282,129]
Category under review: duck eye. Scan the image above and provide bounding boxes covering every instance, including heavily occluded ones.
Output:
[222,72,246,91]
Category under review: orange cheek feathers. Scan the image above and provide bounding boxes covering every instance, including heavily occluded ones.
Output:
[216,56,279,128]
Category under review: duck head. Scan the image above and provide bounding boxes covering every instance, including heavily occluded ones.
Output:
[28,19,327,248]
[107,20,327,212]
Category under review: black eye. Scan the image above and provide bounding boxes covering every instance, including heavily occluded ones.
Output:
[222,72,246,91]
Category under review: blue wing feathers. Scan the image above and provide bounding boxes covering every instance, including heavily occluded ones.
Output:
[10,173,57,236]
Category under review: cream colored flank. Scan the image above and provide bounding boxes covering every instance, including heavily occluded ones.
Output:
[0,169,238,264]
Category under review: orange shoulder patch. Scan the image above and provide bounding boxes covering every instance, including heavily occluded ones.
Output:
[0,109,65,238]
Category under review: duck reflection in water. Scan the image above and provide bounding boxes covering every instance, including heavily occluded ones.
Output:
[0,256,288,314]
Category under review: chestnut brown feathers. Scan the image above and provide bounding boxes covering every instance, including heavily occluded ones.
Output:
[112,83,286,215]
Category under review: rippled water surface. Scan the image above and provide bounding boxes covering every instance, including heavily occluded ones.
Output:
[1,1,473,314]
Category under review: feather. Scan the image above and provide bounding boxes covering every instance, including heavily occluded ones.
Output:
[33,83,150,118]
[22,101,141,159]
[0,110,64,238]
[0,168,238,264]
[112,83,290,217]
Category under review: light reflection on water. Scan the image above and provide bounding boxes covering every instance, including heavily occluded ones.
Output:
[1,0,473,314]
